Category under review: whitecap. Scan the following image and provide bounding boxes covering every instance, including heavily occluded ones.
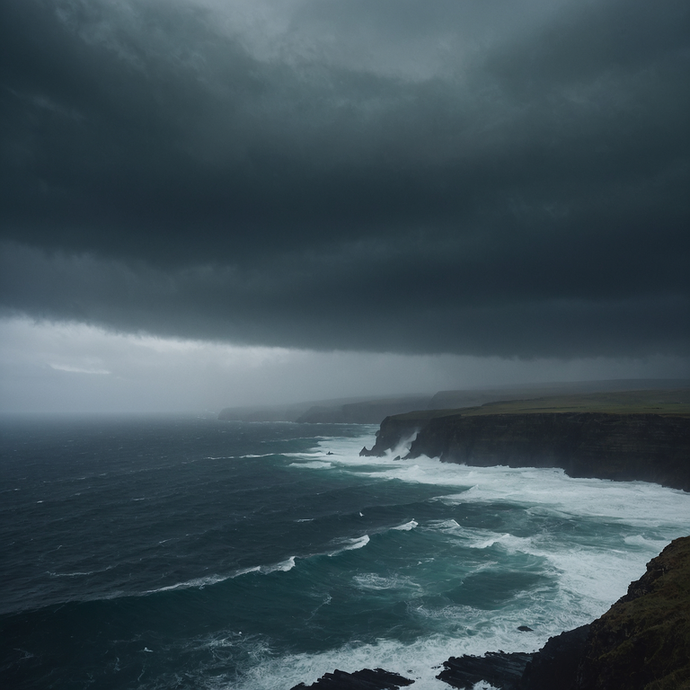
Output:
[352,573,422,593]
[426,518,461,532]
[469,533,535,553]
[289,461,333,469]
[48,570,94,578]
[328,535,370,556]
[143,557,298,595]
[261,556,296,573]
[392,519,418,531]
[144,573,232,594]
[623,534,669,549]
[47,564,114,578]
[234,566,261,577]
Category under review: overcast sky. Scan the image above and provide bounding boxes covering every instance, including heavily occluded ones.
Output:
[1,0,689,414]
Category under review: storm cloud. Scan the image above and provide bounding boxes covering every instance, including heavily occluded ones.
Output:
[1,0,689,358]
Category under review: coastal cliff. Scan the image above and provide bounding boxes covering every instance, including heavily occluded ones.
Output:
[574,534,690,690]
[361,412,690,492]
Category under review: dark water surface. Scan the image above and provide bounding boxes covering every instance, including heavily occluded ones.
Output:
[2,417,688,689]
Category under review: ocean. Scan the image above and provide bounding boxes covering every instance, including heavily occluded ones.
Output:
[1,417,689,690]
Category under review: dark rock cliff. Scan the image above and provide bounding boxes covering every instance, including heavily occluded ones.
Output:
[361,412,690,491]
[574,535,690,690]
[518,535,690,690]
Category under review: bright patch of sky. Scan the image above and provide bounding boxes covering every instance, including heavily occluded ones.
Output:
[1,317,686,416]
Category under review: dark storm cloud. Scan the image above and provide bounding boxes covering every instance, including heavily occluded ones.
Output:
[1,0,688,356]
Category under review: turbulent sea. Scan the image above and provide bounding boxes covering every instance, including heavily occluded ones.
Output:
[2,417,689,690]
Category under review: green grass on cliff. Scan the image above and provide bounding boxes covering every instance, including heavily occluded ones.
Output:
[392,388,690,422]
[582,535,690,690]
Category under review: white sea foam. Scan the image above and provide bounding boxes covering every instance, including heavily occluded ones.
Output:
[48,570,95,578]
[230,628,556,690]
[352,572,422,593]
[392,519,418,531]
[145,573,232,594]
[142,557,297,595]
[328,535,370,556]
[468,533,536,553]
[261,556,296,573]
[234,566,261,577]
[322,442,685,526]
[390,431,419,459]
[288,460,334,469]
[623,534,670,549]
[298,429,690,633]
[47,564,114,578]
[426,518,462,533]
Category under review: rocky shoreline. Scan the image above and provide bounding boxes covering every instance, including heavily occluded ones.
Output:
[360,412,690,492]
[291,537,690,689]
[294,407,690,689]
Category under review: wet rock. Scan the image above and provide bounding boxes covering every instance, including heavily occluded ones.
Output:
[520,625,590,690]
[290,667,415,690]
[436,651,533,689]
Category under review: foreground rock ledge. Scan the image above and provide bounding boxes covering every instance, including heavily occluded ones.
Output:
[290,668,414,689]
[289,536,690,690]
[361,412,690,491]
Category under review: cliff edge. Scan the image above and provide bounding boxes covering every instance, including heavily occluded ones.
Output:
[574,534,690,690]
[361,411,690,492]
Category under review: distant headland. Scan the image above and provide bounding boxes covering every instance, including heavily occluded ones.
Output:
[359,387,690,492]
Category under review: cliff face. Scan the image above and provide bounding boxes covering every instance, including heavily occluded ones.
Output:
[361,412,690,491]
[575,535,690,690]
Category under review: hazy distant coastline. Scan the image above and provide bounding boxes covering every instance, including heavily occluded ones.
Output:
[219,378,690,425]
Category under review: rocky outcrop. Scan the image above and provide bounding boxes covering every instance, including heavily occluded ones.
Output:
[361,412,690,491]
[290,668,414,690]
[359,415,430,456]
[436,651,533,689]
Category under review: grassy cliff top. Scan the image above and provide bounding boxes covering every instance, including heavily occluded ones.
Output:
[391,388,690,422]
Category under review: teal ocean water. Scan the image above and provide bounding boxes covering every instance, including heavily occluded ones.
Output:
[1,417,689,689]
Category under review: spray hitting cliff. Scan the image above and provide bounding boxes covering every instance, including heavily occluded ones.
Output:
[361,390,690,492]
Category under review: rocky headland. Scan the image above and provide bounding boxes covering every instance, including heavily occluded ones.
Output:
[290,536,690,689]
[360,389,690,491]
[297,389,690,689]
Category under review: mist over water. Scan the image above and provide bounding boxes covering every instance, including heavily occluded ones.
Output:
[1,418,688,689]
